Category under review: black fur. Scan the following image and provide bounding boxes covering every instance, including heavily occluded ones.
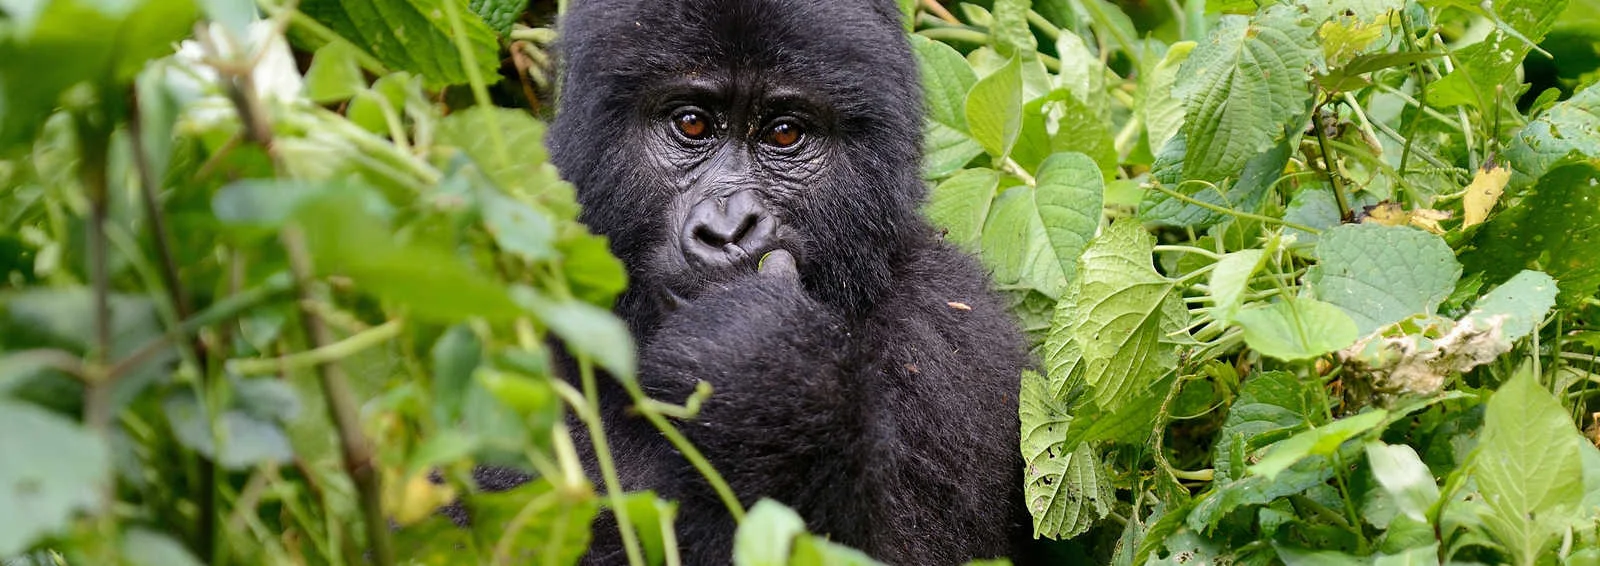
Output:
[478,1,1032,563]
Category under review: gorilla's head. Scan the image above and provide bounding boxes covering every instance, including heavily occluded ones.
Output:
[549,0,926,332]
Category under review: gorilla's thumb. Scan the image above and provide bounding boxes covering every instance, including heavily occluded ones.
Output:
[758,249,799,278]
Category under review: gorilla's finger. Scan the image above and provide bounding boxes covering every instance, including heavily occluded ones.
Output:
[723,243,749,263]
[758,249,798,278]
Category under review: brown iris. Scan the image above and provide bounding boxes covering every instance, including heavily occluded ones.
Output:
[675,111,711,139]
[764,121,802,148]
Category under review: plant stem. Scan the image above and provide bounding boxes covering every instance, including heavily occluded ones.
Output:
[916,26,988,46]
[129,88,220,560]
[105,273,296,381]
[72,107,116,535]
[632,402,746,521]
[1026,10,1062,41]
[1002,158,1038,186]
[1149,183,1322,234]
[226,319,403,376]
[1313,100,1351,220]
[282,227,394,566]
[921,0,960,24]
[441,0,508,166]
[576,359,647,566]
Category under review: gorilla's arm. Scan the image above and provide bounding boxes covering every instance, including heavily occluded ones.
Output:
[635,248,1024,563]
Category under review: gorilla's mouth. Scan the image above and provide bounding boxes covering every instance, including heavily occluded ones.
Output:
[656,244,802,311]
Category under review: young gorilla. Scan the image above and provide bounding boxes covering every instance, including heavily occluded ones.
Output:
[482,0,1031,563]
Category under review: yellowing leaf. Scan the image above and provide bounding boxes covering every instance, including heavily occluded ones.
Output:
[1360,202,1450,234]
[385,468,457,526]
[1318,16,1388,68]
[1462,165,1511,227]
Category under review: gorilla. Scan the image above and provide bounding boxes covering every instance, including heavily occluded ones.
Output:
[477,0,1032,563]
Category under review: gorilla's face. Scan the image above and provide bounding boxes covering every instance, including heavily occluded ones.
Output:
[637,76,838,298]
[550,0,927,327]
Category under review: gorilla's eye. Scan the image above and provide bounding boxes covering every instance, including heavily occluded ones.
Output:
[673,110,712,140]
[762,120,804,148]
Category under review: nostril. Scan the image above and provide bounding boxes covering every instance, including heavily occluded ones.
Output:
[693,224,728,247]
[730,214,759,245]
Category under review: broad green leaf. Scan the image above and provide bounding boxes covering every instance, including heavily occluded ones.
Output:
[1428,0,1568,109]
[1190,457,1336,532]
[0,289,173,410]
[1234,298,1359,362]
[475,367,559,423]
[1373,544,1440,566]
[558,231,629,307]
[299,0,500,88]
[469,0,522,35]
[1140,129,1294,229]
[1250,410,1388,479]
[959,3,995,28]
[1140,41,1196,155]
[1505,82,1600,185]
[304,41,366,103]
[966,55,1025,160]
[1173,8,1313,181]
[1475,367,1586,566]
[911,35,978,131]
[1040,296,1088,399]
[1062,220,1186,409]
[431,324,483,424]
[1464,269,1557,342]
[896,0,915,31]
[1212,371,1322,483]
[122,529,203,566]
[1035,152,1106,285]
[1207,249,1264,326]
[0,0,198,149]
[436,107,569,207]
[979,186,1068,298]
[294,190,522,322]
[1062,376,1168,448]
[1022,416,1115,540]
[164,389,295,470]
[478,186,558,262]
[1307,224,1462,335]
[1282,186,1343,247]
[1461,161,1600,307]
[212,179,392,234]
[1052,32,1105,110]
[990,0,1037,58]
[734,499,807,566]
[466,479,598,564]
[926,168,1000,251]
[0,399,110,555]
[790,535,885,566]
[1315,51,1443,94]
[1317,16,1386,69]
[619,492,678,566]
[1012,89,1116,176]
[1364,442,1440,523]
[510,286,637,382]
[922,120,987,179]
[346,71,412,134]
[1274,545,1368,565]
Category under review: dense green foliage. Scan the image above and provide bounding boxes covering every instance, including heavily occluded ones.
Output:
[1,0,1598,564]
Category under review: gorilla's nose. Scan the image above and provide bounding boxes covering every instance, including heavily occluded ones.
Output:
[682,190,779,268]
